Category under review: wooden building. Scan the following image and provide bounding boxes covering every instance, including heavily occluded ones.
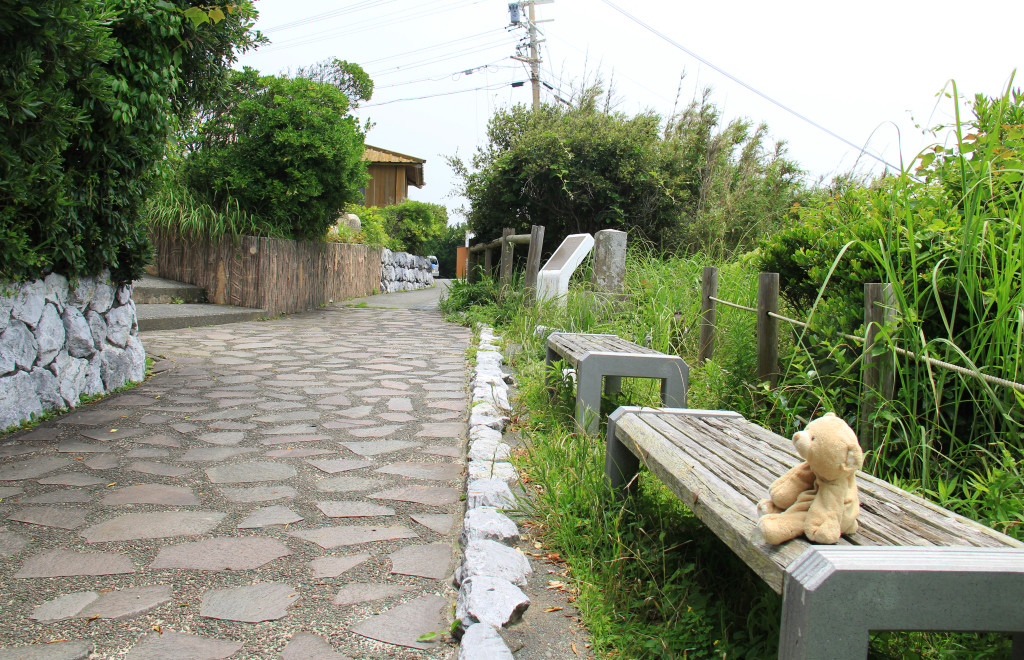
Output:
[362,144,425,207]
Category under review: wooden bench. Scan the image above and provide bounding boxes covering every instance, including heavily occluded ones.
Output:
[544,332,689,434]
[605,406,1024,660]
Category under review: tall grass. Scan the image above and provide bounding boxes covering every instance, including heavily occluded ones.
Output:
[441,80,1024,659]
[144,170,284,241]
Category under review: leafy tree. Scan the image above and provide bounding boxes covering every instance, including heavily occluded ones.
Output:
[449,84,803,257]
[377,200,448,256]
[450,101,685,252]
[421,221,467,277]
[292,58,374,108]
[183,68,369,240]
[0,0,262,284]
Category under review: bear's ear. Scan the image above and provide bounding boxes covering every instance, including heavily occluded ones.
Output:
[823,412,838,419]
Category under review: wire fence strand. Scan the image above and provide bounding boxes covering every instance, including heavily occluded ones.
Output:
[710,296,1024,395]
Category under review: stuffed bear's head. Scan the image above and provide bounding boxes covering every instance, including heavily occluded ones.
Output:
[792,412,863,482]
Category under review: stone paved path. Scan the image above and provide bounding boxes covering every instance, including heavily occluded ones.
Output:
[0,306,471,659]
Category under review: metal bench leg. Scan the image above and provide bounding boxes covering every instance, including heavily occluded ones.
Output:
[660,373,687,408]
[575,369,604,435]
[605,407,640,497]
[780,546,1024,660]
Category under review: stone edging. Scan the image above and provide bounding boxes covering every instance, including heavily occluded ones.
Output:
[454,324,529,659]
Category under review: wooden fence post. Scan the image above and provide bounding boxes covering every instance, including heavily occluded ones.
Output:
[524,224,545,303]
[699,266,719,363]
[757,272,780,389]
[466,249,478,283]
[860,282,895,450]
[483,246,493,280]
[499,227,513,294]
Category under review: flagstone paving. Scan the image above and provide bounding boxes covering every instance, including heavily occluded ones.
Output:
[0,307,470,658]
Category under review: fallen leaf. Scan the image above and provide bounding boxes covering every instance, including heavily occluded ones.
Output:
[547,580,569,590]
[416,631,438,642]
[109,429,117,433]
[572,642,578,655]
[533,541,542,549]
[543,606,563,613]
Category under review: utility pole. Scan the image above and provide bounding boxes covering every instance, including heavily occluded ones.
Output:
[509,1,552,111]
[528,2,540,109]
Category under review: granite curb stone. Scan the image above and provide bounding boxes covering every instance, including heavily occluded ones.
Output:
[457,325,524,658]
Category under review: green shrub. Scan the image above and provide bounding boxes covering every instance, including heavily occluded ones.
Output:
[0,0,260,284]
[183,67,368,241]
[755,81,1024,488]
[450,85,803,258]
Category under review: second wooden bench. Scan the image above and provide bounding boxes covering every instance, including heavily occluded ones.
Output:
[544,332,689,434]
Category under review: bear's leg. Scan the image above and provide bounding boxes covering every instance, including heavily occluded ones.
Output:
[805,482,846,544]
[758,511,807,545]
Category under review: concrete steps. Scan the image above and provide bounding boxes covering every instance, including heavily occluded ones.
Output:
[133,274,205,304]
[134,275,264,331]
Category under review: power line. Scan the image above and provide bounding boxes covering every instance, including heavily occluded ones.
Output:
[262,0,403,33]
[367,40,515,79]
[362,81,520,107]
[598,0,901,171]
[359,29,503,67]
[375,60,511,90]
[259,0,486,53]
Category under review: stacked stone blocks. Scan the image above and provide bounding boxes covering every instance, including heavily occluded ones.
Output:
[0,271,145,430]
[456,325,527,660]
[380,248,435,294]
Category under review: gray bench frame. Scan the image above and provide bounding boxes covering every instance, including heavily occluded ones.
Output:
[545,332,689,434]
[605,406,1024,660]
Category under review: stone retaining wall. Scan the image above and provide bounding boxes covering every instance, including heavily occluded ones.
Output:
[380,249,434,293]
[0,271,145,430]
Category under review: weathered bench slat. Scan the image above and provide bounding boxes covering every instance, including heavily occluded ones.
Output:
[659,414,784,491]
[612,412,806,592]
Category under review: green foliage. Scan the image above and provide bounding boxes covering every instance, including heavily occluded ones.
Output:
[420,221,467,277]
[443,78,1024,660]
[145,159,283,241]
[755,80,1024,492]
[378,200,448,255]
[292,58,374,108]
[183,67,369,240]
[449,84,803,257]
[344,204,392,248]
[0,0,261,284]
[349,200,448,253]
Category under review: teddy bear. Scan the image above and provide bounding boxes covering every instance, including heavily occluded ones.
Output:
[756,412,864,545]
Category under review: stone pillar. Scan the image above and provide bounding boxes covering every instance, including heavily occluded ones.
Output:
[592,229,627,295]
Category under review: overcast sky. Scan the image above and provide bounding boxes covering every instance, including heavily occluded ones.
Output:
[237,0,1024,223]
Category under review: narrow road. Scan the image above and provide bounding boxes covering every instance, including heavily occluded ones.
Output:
[0,298,470,659]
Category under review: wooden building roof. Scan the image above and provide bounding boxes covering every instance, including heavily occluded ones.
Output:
[363,144,425,188]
